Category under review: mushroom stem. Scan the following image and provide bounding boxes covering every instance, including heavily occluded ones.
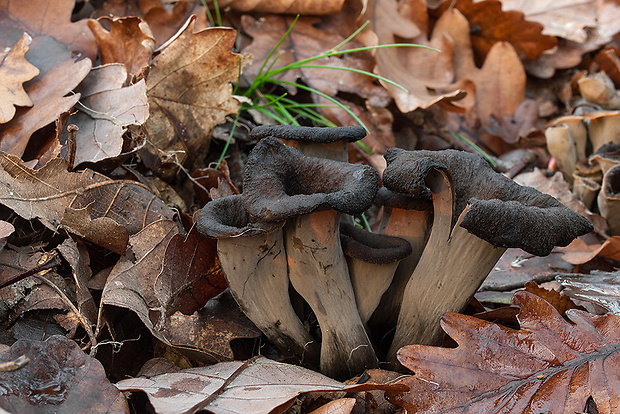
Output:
[386,169,506,363]
[285,209,378,379]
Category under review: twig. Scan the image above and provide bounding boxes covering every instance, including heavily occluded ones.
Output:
[0,251,61,290]
[0,355,29,372]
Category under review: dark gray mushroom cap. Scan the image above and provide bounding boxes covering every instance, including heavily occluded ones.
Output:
[340,222,412,264]
[376,187,433,212]
[242,137,379,222]
[250,125,367,144]
[196,194,283,238]
[382,148,594,256]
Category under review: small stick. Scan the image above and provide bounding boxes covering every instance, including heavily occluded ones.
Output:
[0,355,29,372]
[0,251,61,290]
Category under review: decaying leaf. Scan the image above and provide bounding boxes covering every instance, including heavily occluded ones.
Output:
[0,153,175,241]
[70,64,148,166]
[0,335,128,413]
[221,0,345,15]
[0,33,39,124]
[557,272,620,315]
[87,16,155,79]
[0,0,97,60]
[308,398,356,414]
[116,356,407,414]
[154,226,227,317]
[387,291,620,413]
[143,16,245,172]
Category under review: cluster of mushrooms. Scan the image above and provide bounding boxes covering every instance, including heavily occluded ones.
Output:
[197,125,593,379]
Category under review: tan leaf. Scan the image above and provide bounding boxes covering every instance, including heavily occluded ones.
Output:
[308,398,356,414]
[0,56,91,158]
[0,153,174,239]
[387,291,620,413]
[87,16,155,79]
[116,356,407,414]
[70,64,149,166]
[143,16,245,171]
[0,0,97,60]
[0,33,38,124]
[221,0,345,15]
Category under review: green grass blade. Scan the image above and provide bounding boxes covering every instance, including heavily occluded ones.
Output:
[297,64,408,91]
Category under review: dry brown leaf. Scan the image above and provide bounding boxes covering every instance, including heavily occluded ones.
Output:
[0,54,90,158]
[0,153,175,244]
[436,0,557,64]
[221,0,345,15]
[99,219,178,344]
[0,33,38,124]
[501,0,598,43]
[308,398,356,414]
[70,64,148,166]
[559,236,620,265]
[0,0,97,60]
[0,335,128,413]
[154,226,227,317]
[0,219,13,250]
[387,291,620,413]
[60,206,130,255]
[87,16,155,79]
[116,356,407,414]
[142,16,245,172]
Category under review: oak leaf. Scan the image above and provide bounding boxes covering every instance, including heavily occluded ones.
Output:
[70,64,148,166]
[0,0,97,60]
[116,356,407,414]
[142,16,245,171]
[221,0,345,15]
[387,291,620,413]
[0,33,39,124]
[557,272,620,315]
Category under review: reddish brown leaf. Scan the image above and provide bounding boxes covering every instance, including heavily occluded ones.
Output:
[559,236,620,265]
[116,356,407,414]
[437,0,556,65]
[0,33,38,124]
[87,16,155,79]
[0,0,97,60]
[523,281,585,316]
[387,291,620,413]
[154,226,226,317]
[142,17,245,171]
[0,335,128,413]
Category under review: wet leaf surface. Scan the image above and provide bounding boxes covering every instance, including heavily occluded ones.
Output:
[387,291,620,413]
[0,335,128,413]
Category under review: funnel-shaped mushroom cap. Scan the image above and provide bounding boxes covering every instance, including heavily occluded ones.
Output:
[340,222,412,265]
[382,148,593,256]
[196,195,283,238]
[242,137,379,222]
[376,187,433,212]
[251,125,367,144]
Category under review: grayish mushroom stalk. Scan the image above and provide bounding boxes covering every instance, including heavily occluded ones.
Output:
[196,126,593,378]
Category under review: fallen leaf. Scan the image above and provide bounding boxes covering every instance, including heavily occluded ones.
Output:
[154,226,227,317]
[557,271,620,314]
[222,0,345,15]
[559,236,620,265]
[387,291,620,413]
[0,219,13,250]
[70,64,149,166]
[116,356,407,414]
[60,206,130,255]
[0,335,128,413]
[159,290,262,363]
[0,55,91,158]
[308,398,356,414]
[0,33,38,124]
[523,281,585,316]
[142,16,245,171]
[87,16,155,79]
[99,219,179,344]
[0,0,97,60]
[0,153,175,239]
[435,0,556,65]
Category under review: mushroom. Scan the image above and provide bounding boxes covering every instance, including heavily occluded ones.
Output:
[242,136,379,379]
[545,123,578,185]
[196,194,319,364]
[339,221,412,324]
[367,188,432,335]
[598,163,620,236]
[250,124,366,161]
[381,148,594,364]
[587,111,620,152]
